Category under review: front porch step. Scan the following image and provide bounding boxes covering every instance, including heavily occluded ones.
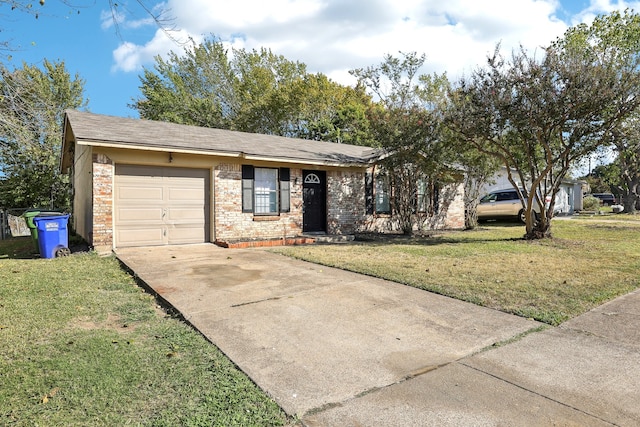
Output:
[215,236,316,249]
[302,233,355,243]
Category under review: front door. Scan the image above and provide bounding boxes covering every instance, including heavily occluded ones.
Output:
[303,170,327,233]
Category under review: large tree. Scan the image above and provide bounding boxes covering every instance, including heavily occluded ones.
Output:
[582,162,622,194]
[0,59,86,209]
[134,36,373,143]
[281,73,376,146]
[611,117,640,212]
[447,12,640,239]
[134,38,243,129]
[563,10,640,214]
[351,52,458,234]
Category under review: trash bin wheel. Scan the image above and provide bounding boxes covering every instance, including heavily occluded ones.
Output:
[55,247,71,257]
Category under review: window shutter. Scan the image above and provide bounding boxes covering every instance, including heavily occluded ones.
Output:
[242,165,254,213]
[279,168,290,213]
[365,172,374,215]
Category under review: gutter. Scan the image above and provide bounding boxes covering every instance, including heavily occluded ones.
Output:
[75,138,376,168]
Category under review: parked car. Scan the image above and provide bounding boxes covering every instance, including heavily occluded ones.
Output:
[587,193,616,206]
[477,189,541,223]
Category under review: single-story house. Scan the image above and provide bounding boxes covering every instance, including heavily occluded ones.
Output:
[482,167,586,214]
[61,110,464,253]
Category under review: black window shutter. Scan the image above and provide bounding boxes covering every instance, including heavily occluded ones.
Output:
[279,167,290,182]
[279,168,290,213]
[242,165,254,213]
[365,172,374,215]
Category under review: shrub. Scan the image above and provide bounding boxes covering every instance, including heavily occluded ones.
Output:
[583,195,601,211]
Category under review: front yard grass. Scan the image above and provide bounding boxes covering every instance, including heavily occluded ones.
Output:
[0,237,289,427]
[275,215,640,326]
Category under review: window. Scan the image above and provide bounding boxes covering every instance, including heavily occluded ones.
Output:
[416,179,427,213]
[365,172,374,214]
[496,191,518,201]
[365,171,391,215]
[366,169,441,216]
[242,165,290,215]
[480,193,497,203]
[375,175,391,214]
[416,179,439,214]
[255,168,278,214]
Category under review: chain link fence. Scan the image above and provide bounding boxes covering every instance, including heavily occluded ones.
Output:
[0,208,30,240]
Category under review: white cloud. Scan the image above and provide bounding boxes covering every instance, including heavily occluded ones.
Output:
[109,0,638,84]
[111,28,191,72]
[573,0,640,23]
[112,42,144,72]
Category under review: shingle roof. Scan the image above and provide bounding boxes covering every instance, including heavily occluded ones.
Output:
[64,110,380,167]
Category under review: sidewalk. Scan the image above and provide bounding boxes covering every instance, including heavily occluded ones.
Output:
[308,289,640,426]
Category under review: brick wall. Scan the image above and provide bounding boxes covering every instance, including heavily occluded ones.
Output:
[214,163,303,242]
[442,182,465,229]
[360,181,465,233]
[91,153,114,252]
[327,170,366,234]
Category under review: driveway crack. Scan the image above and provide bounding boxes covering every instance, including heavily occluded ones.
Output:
[301,362,451,421]
[458,362,619,426]
[231,296,281,307]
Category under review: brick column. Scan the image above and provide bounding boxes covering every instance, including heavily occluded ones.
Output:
[92,154,114,252]
[327,170,366,234]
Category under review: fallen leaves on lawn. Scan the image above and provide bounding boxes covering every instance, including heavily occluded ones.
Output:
[41,387,60,404]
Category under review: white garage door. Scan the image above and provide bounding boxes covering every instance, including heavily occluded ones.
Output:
[114,165,210,247]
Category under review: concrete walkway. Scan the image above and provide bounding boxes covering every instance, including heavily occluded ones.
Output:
[116,244,640,426]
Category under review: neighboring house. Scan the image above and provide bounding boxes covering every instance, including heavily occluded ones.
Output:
[61,110,465,253]
[481,167,586,214]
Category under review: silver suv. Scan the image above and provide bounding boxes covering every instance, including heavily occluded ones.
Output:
[477,189,541,223]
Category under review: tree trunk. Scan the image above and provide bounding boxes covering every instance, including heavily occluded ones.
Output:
[524,207,552,239]
[525,218,552,239]
[623,194,637,213]
[525,223,551,239]
[622,181,639,214]
[465,201,479,229]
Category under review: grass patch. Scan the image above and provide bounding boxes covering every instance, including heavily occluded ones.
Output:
[0,243,289,426]
[275,216,640,326]
[0,236,38,259]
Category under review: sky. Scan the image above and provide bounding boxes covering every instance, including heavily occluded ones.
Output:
[0,0,637,120]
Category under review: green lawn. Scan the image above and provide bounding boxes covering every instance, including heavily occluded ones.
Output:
[0,237,290,427]
[275,215,640,326]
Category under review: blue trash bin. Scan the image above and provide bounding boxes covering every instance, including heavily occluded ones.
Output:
[33,214,71,259]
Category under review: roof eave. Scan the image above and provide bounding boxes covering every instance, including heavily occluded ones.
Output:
[60,115,74,174]
[76,139,372,168]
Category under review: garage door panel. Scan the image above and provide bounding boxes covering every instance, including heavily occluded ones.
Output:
[115,228,165,247]
[118,186,164,201]
[167,226,205,245]
[117,207,164,222]
[117,164,162,178]
[115,165,210,248]
[168,187,204,201]
[167,208,206,221]
[116,176,163,185]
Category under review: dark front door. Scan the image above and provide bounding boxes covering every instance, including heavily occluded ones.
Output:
[303,170,327,232]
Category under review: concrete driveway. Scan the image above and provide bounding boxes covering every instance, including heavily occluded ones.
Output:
[116,244,640,426]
